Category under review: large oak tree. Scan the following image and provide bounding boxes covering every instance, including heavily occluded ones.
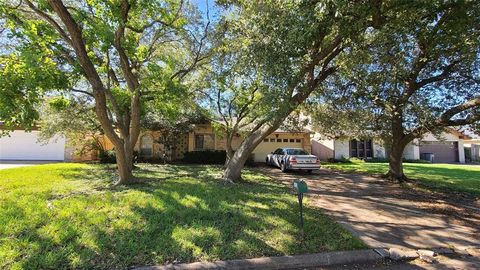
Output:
[0,0,209,184]
[309,0,480,181]
[200,0,387,182]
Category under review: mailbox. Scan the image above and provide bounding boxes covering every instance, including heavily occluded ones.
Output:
[293,179,308,240]
[293,179,308,194]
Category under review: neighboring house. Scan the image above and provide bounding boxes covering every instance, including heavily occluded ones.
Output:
[0,125,111,162]
[1,120,312,163]
[465,141,480,162]
[312,129,469,163]
[4,118,468,164]
[0,128,67,161]
[418,130,468,163]
[464,133,480,162]
[311,134,387,161]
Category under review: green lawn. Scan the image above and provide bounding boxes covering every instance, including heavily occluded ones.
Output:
[323,161,480,196]
[0,163,364,269]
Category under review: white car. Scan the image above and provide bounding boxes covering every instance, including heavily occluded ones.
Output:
[266,147,320,173]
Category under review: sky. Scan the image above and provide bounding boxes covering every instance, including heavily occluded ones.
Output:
[191,0,220,20]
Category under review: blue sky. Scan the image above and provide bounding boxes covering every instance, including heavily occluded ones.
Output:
[191,0,220,19]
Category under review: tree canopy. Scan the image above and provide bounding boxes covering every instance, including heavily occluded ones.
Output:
[309,0,480,180]
[0,0,210,184]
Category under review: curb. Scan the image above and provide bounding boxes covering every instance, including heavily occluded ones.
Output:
[134,249,382,270]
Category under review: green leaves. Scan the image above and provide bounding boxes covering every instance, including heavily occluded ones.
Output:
[48,96,71,112]
[310,0,480,145]
[0,52,69,131]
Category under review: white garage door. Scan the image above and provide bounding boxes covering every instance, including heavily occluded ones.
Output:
[253,138,304,162]
[0,130,65,161]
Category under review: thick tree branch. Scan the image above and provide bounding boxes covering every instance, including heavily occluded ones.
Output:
[24,0,73,45]
[114,0,139,92]
[47,0,121,145]
[439,96,480,125]
[71,88,94,97]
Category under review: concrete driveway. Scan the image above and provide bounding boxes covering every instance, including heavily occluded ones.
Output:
[0,160,56,170]
[256,166,479,250]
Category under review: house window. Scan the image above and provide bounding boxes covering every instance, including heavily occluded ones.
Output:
[350,139,373,158]
[296,139,301,143]
[290,139,295,143]
[277,139,282,142]
[140,135,153,157]
[263,138,269,142]
[270,138,275,142]
[283,139,288,142]
[195,134,214,150]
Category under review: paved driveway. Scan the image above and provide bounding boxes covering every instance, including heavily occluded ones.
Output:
[0,160,55,170]
[256,166,479,249]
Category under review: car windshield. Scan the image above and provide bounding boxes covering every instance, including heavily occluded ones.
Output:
[286,149,309,155]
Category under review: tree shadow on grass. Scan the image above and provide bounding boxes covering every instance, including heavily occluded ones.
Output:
[2,164,364,269]
[403,164,480,197]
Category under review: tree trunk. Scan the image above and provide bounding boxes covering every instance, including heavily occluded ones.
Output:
[386,110,408,182]
[113,139,136,185]
[224,131,235,168]
[223,125,278,182]
[387,141,406,182]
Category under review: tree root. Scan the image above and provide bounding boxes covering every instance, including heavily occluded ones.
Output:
[221,177,236,184]
[220,175,244,184]
[114,176,139,186]
[382,171,410,183]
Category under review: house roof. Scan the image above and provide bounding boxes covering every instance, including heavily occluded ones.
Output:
[211,118,312,134]
[444,127,471,140]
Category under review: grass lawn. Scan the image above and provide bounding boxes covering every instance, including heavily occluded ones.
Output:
[323,161,480,196]
[0,163,364,269]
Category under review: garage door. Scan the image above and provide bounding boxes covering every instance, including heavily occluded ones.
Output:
[253,137,304,162]
[0,130,65,161]
[419,141,458,163]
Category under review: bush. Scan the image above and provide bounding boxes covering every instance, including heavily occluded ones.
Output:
[364,158,389,163]
[245,154,255,166]
[182,150,227,164]
[403,158,431,163]
[137,156,166,164]
[182,150,256,165]
[99,150,140,164]
[99,150,116,164]
[327,157,353,163]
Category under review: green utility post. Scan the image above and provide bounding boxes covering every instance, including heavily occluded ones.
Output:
[293,179,308,240]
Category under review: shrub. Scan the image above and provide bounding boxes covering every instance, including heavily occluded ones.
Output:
[245,154,255,166]
[327,157,353,163]
[99,150,116,164]
[365,158,389,163]
[99,149,140,164]
[182,150,256,165]
[182,150,227,164]
[403,158,431,163]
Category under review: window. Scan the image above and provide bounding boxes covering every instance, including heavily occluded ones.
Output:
[263,138,269,142]
[290,139,295,143]
[270,138,275,142]
[195,134,214,150]
[286,149,309,155]
[140,135,153,157]
[296,139,301,143]
[195,135,204,150]
[277,139,282,142]
[350,139,373,158]
[283,139,288,142]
